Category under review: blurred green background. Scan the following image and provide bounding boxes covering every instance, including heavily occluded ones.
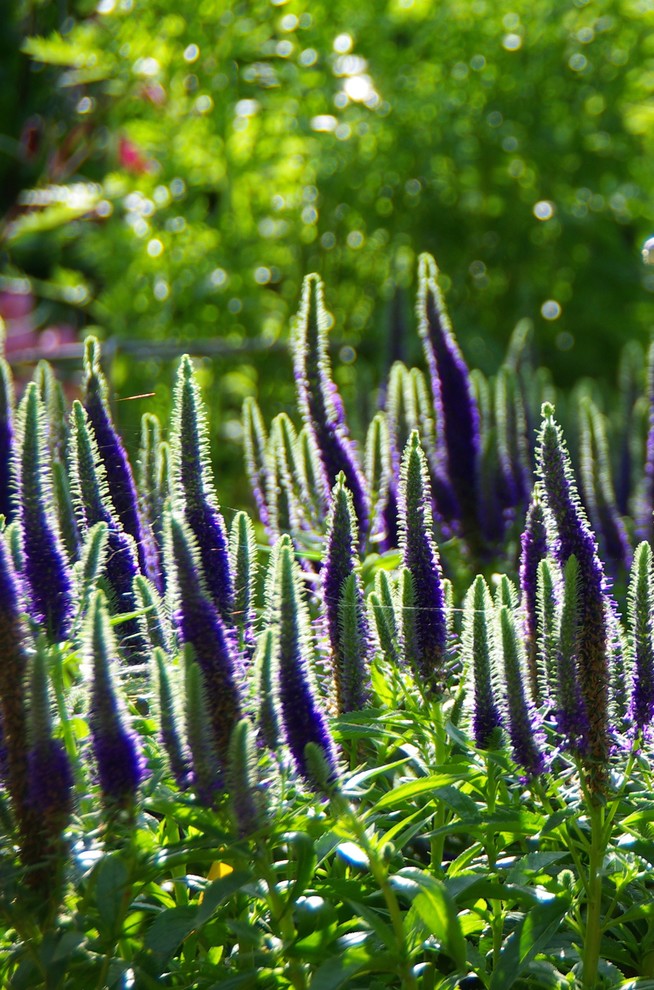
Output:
[2,0,654,508]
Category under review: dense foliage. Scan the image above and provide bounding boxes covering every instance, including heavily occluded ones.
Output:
[3,258,654,989]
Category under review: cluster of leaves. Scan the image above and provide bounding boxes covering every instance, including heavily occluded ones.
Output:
[5,257,654,989]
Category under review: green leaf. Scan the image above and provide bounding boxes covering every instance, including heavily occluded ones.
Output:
[489,893,570,990]
[283,831,317,907]
[372,773,473,811]
[196,870,254,926]
[309,945,371,990]
[94,853,129,932]
[144,905,198,964]
[402,872,466,970]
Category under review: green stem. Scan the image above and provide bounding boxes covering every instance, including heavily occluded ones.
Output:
[582,803,605,990]
[255,848,308,990]
[430,701,447,874]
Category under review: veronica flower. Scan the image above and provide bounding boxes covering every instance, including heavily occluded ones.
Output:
[0,530,30,824]
[170,355,234,622]
[496,604,545,777]
[83,337,153,580]
[229,510,258,659]
[228,717,264,837]
[518,486,548,701]
[555,556,590,755]
[398,431,448,696]
[242,396,272,532]
[15,383,73,642]
[165,513,242,768]
[254,629,282,751]
[86,591,146,807]
[628,542,654,731]
[292,274,368,535]
[0,358,15,523]
[323,475,371,712]
[416,253,481,543]
[153,647,190,790]
[462,576,502,749]
[537,403,611,793]
[183,649,222,805]
[272,536,338,787]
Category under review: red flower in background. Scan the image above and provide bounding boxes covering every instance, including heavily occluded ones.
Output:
[118,136,153,174]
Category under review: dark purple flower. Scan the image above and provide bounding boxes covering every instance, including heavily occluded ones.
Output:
[167,514,242,768]
[399,431,448,695]
[87,591,146,807]
[15,383,73,642]
[171,356,234,622]
[0,535,29,821]
[293,274,369,537]
[537,403,611,793]
[554,556,590,756]
[518,487,548,701]
[417,254,481,544]
[498,605,545,778]
[83,338,154,581]
[275,536,338,787]
[26,738,73,821]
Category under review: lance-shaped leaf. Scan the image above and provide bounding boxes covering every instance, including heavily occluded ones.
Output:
[228,717,264,837]
[628,542,654,731]
[170,355,234,621]
[254,629,282,751]
[69,401,148,661]
[86,591,146,807]
[0,358,16,522]
[496,604,545,777]
[153,647,190,789]
[272,536,337,787]
[518,487,548,702]
[292,273,368,535]
[83,337,152,579]
[323,475,371,712]
[462,576,502,749]
[229,511,258,658]
[555,556,589,756]
[537,403,611,792]
[242,396,272,531]
[0,531,30,825]
[184,648,222,805]
[165,513,242,768]
[578,397,632,574]
[15,382,74,642]
[417,253,481,542]
[398,431,447,696]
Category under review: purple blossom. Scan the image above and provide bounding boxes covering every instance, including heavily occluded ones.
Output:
[518,487,548,701]
[84,338,154,582]
[399,431,448,695]
[537,403,611,792]
[464,576,503,749]
[0,534,29,821]
[293,274,369,536]
[498,605,545,778]
[417,254,480,543]
[16,383,73,642]
[167,514,242,767]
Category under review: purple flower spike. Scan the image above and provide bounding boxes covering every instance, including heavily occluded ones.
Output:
[498,604,545,778]
[293,274,369,536]
[83,337,153,581]
[628,542,654,731]
[166,513,242,768]
[462,576,502,749]
[171,356,234,622]
[417,254,481,543]
[555,556,590,756]
[323,475,371,713]
[537,403,611,793]
[274,536,338,787]
[87,591,146,807]
[0,533,30,822]
[399,431,448,696]
[15,383,73,642]
[0,358,15,522]
[518,486,548,702]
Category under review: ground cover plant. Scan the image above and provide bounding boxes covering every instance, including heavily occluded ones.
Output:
[4,256,654,989]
